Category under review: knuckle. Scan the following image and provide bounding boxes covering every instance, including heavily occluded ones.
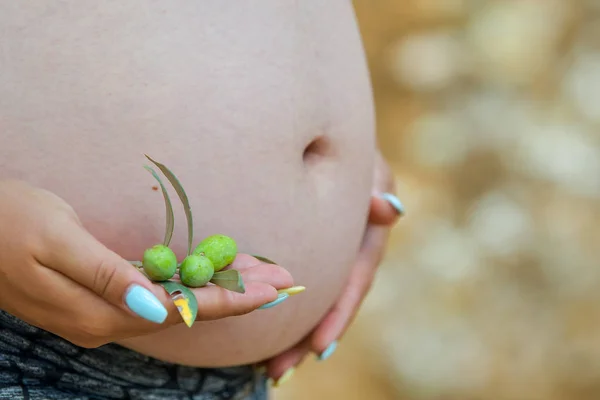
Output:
[232,305,254,317]
[70,336,106,349]
[46,207,74,229]
[35,211,75,252]
[80,322,107,338]
[19,265,50,298]
[68,335,95,349]
[206,290,249,319]
[91,257,119,298]
[222,291,247,317]
[67,330,105,349]
[60,203,79,219]
[73,320,115,347]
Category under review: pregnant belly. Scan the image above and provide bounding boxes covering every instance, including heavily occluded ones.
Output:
[0,0,375,366]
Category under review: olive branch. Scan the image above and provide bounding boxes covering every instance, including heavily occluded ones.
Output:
[132,155,248,327]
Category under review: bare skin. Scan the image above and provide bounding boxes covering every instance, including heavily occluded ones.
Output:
[264,152,402,383]
[0,0,378,366]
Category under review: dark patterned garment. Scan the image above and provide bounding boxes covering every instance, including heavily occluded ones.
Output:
[0,311,268,400]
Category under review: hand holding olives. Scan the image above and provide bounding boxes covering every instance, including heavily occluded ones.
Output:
[135,155,299,328]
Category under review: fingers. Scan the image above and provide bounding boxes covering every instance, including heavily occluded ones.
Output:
[261,153,404,385]
[233,254,294,288]
[369,193,405,225]
[26,264,169,348]
[37,219,170,325]
[259,202,398,381]
[35,215,300,341]
[310,225,389,356]
[176,255,294,321]
[370,150,406,224]
[37,219,296,327]
[29,253,296,345]
[263,337,312,387]
[187,282,278,320]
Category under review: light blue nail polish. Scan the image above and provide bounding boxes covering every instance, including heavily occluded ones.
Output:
[317,341,338,361]
[258,293,289,310]
[125,284,168,324]
[380,192,405,215]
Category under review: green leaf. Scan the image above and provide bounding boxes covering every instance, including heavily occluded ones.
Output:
[210,270,246,294]
[252,255,277,265]
[144,165,175,247]
[158,281,198,328]
[145,154,194,256]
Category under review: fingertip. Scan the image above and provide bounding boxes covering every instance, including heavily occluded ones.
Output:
[310,314,342,355]
[369,194,402,225]
[265,340,311,380]
[258,292,291,310]
[264,284,280,302]
[248,282,279,310]
[378,192,405,216]
[242,263,294,290]
[309,319,340,360]
[316,341,338,361]
[275,265,295,289]
[189,282,280,320]
[368,207,394,226]
[124,284,168,324]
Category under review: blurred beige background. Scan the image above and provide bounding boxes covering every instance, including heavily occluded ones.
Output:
[274,1,600,399]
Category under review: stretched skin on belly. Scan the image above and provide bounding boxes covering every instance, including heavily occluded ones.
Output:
[0,0,376,366]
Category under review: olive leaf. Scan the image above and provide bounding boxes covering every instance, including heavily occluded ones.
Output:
[145,154,194,256]
[158,281,199,328]
[252,255,277,265]
[210,270,246,294]
[144,166,175,247]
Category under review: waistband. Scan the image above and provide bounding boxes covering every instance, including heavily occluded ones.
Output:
[0,310,267,400]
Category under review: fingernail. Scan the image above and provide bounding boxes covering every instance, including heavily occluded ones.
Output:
[125,284,168,324]
[273,367,295,387]
[379,192,406,215]
[258,293,289,310]
[277,286,306,296]
[317,341,338,361]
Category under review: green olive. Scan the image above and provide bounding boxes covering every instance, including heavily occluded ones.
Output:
[179,254,215,288]
[142,244,178,281]
[193,234,238,272]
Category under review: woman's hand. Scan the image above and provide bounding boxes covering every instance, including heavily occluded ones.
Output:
[260,151,405,386]
[0,180,293,349]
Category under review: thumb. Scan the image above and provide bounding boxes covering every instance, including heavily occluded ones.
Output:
[38,220,170,325]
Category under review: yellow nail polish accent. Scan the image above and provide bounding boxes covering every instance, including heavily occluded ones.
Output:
[277,286,306,296]
[173,295,194,328]
[273,367,295,387]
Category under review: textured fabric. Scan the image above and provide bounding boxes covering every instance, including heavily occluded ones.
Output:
[0,311,268,400]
